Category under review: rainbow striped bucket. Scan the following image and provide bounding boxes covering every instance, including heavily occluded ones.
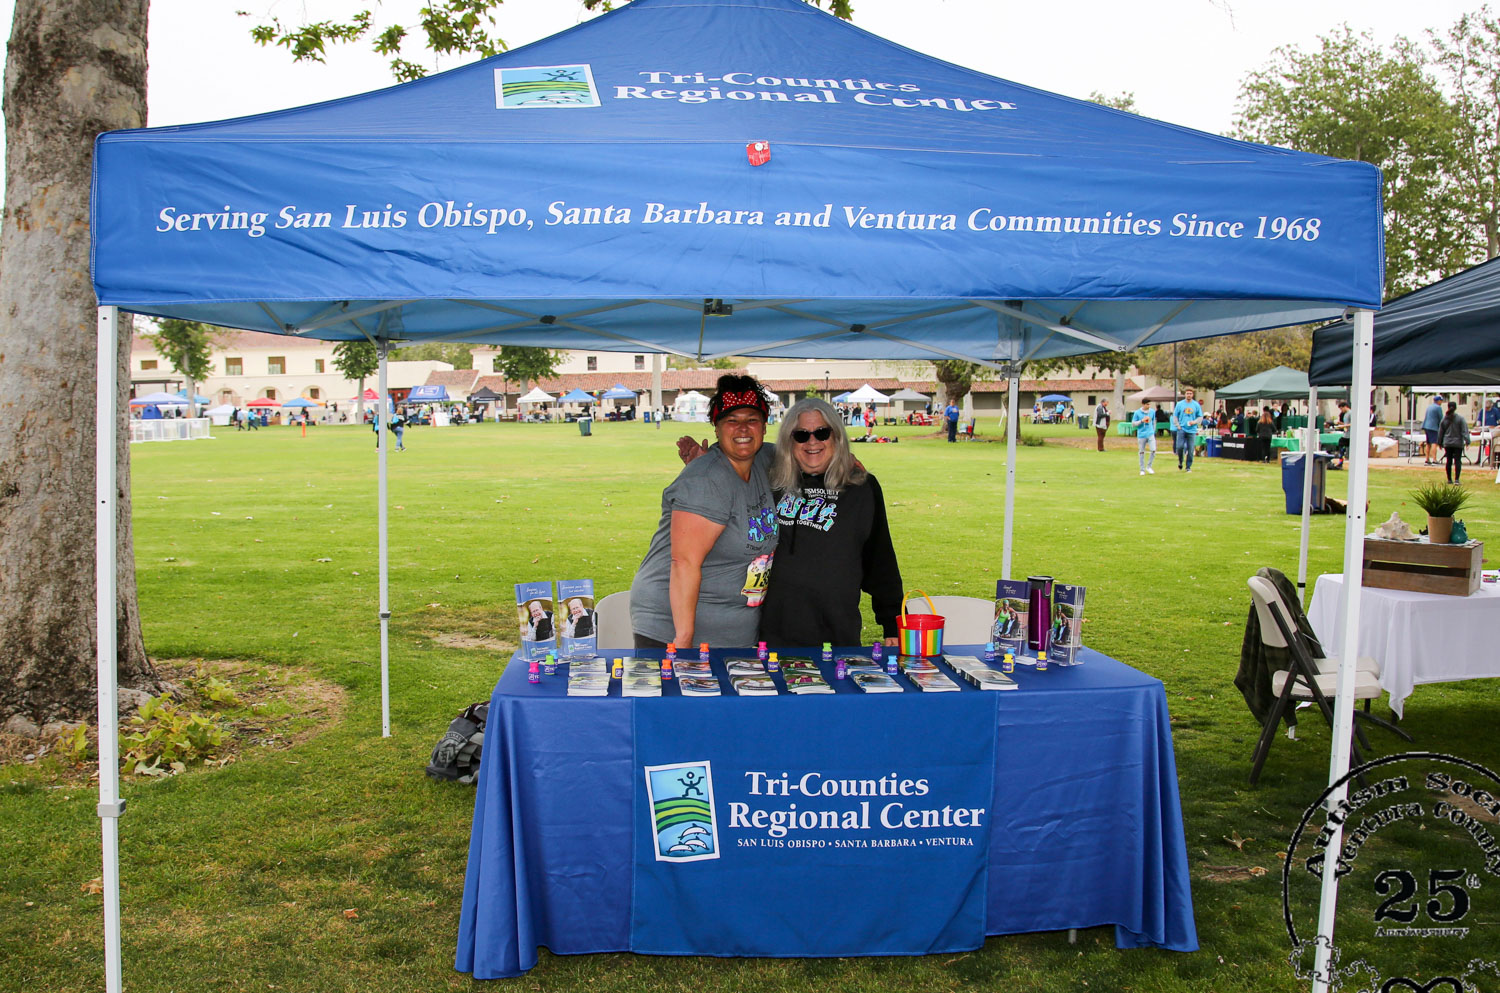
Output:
[897,590,945,657]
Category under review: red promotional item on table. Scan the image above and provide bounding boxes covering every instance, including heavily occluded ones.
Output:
[746,140,770,166]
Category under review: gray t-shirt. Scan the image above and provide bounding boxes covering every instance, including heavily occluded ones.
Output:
[630,446,779,647]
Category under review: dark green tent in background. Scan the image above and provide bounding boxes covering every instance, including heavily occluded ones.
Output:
[1215,365,1348,401]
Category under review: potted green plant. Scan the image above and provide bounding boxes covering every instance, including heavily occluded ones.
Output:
[1409,481,1472,544]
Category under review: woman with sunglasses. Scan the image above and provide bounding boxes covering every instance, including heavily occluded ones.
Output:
[762,397,904,647]
[630,375,780,650]
[677,397,903,647]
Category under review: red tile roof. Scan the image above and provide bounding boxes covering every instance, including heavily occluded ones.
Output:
[423,369,480,391]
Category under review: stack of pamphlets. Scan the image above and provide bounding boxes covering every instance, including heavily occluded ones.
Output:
[907,669,961,692]
[677,676,722,696]
[895,655,958,690]
[566,656,611,697]
[725,658,765,676]
[943,654,1018,690]
[847,665,903,693]
[780,658,833,695]
[622,658,662,698]
[724,657,778,696]
[675,657,715,679]
[730,674,779,696]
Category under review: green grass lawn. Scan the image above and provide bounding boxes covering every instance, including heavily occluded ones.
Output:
[3,419,1497,992]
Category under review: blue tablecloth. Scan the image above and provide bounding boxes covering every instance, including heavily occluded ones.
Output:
[456,647,1198,978]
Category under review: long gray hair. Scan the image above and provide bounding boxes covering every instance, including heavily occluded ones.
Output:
[772,397,867,494]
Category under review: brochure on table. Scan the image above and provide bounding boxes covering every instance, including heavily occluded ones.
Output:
[514,581,556,660]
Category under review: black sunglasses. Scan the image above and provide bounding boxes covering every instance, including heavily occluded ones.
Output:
[791,427,833,443]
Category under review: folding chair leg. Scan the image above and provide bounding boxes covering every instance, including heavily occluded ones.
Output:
[1249,682,1298,786]
[1355,710,1414,742]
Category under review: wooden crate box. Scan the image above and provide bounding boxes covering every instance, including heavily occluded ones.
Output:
[1362,537,1484,596]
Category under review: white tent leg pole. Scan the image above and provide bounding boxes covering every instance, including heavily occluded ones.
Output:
[378,345,391,738]
[1001,370,1020,580]
[95,305,124,993]
[1311,308,1374,993]
[1297,386,1318,604]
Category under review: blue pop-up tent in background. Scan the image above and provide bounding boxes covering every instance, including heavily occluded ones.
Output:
[406,384,450,402]
[88,1,1388,988]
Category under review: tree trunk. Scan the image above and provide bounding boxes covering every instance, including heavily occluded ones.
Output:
[1112,369,1126,414]
[0,0,158,723]
[356,376,366,421]
[933,361,974,409]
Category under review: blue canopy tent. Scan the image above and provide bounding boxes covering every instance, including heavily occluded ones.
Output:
[558,387,598,403]
[281,397,318,408]
[88,0,1385,986]
[1040,393,1071,402]
[601,384,637,400]
[407,384,450,402]
[128,391,187,406]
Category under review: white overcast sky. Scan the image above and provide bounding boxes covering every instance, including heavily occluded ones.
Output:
[0,0,1484,158]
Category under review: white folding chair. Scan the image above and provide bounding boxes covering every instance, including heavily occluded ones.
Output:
[1245,577,1408,785]
[593,591,632,649]
[904,595,995,645]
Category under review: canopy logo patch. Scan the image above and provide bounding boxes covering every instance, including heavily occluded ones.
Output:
[494,65,600,109]
[645,761,720,862]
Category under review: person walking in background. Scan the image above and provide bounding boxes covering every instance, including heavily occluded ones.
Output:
[1438,401,1468,483]
[1172,387,1203,472]
[1133,396,1157,475]
[1257,408,1277,462]
[945,398,960,442]
[1093,399,1111,451]
[1422,393,1445,465]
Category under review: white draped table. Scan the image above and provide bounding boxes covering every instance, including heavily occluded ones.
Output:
[1308,573,1500,717]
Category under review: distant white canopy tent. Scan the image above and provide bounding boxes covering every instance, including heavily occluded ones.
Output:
[846,383,891,404]
[673,390,711,422]
[518,387,554,404]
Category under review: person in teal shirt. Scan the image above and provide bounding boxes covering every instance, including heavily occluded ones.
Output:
[1172,387,1203,471]
[1132,397,1157,474]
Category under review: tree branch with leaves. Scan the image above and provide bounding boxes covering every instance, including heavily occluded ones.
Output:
[247,0,854,82]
